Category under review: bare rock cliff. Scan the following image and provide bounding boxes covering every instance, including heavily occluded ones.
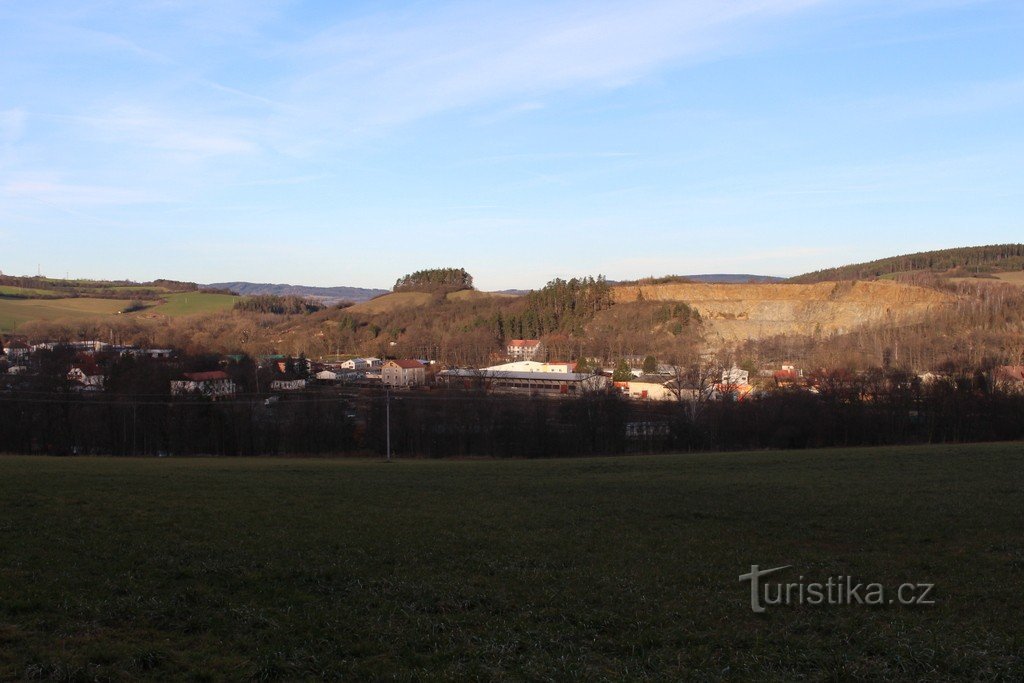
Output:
[611,281,955,341]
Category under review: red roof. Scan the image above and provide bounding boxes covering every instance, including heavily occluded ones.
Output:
[508,339,541,347]
[389,359,424,369]
[183,371,230,382]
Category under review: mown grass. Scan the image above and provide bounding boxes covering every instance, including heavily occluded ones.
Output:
[1,443,1022,679]
[147,292,238,316]
[0,297,133,332]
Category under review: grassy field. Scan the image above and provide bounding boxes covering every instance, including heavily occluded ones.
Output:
[1,443,1022,679]
[348,291,434,314]
[0,286,60,298]
[146,292,238,316]
[446,289,519,302]
[0,297,133,333]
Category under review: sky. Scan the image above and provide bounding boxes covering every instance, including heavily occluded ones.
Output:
[1,0,1022,290]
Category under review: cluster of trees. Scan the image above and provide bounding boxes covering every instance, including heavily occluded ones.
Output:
[494,276,614,339]
[0,394,357,457]
[791,244,1024,283]
[234,295,324,315]
[5,366,1020,457]
[394,267,473,292]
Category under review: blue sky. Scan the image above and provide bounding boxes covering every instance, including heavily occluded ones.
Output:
[1,0,1022,290]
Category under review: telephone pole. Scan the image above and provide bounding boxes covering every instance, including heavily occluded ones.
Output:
[385,387,392,462]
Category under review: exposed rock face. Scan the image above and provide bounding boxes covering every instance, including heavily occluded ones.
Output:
[612,281,955,342]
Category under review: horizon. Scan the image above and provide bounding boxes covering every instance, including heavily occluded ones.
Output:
[3,1,1023,290]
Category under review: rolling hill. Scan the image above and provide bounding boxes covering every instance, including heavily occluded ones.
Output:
[790,244,1024,283]
[207,282,387,304]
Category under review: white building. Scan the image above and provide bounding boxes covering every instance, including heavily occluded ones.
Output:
[170,371,238,398]
[67,367,104,389]
[722,366,750,386]
[439,369,607,396]
[506,339,543,361]
[484,361,576,373]
[270,379,307,391]
[382,359,426,387]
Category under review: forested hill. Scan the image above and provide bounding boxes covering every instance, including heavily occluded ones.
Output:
[207,282,387,303]
[790,244,1024,283]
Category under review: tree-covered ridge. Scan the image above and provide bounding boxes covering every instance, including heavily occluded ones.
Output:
[394,268,473,293]
[790,244,1024,283]
[495,276,614,339]
[233,295,324,315]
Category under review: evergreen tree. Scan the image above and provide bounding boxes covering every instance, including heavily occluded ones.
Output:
[612,359,633,382]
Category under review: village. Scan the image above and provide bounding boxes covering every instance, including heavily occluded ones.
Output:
[4,335,1023,403]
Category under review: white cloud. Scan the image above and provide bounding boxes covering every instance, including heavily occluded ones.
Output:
[83,106,259,160]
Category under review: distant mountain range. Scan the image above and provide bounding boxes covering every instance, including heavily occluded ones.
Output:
[206,282,388,304]
[207,276,783,303]
[680,274,785,284]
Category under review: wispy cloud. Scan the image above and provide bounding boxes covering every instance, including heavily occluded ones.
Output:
[82,106,260,160]
[280,0,825,135]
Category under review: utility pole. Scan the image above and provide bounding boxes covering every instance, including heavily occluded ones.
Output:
[385,387,391,462]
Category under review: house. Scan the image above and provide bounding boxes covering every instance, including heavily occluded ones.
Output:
[2,340,30,360]
[270,379,307,391]
[382,359,426,387]
[722,366,750,386]
[316,369,341,381]
[438,368,607,396]
[170,371,238,398]
[340,357,382,370]
[506,339,544,361]
[613,377,677,401]
[67,367,104,389]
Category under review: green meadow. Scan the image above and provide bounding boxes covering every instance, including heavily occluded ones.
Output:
[0,297,133,333]
[0,443,1022,679]
[148,292,238,316]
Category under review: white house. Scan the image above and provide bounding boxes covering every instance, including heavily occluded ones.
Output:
[270,379,307,391]
[67,367,104,389]
[722,366,750,386]
[170,371,238,398]
[3,341,30,360]
[382,359,426,387]
[506,339,543,361]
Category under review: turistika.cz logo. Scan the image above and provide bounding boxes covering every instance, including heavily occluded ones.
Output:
[739,565,936,613]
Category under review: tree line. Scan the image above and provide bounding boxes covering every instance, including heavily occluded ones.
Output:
[2,363,1021,457]
[790,244,1024,283]
[394,267,474,292]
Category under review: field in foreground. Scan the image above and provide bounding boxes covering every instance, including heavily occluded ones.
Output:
[1,444,1022,679]
[0,297,132,333]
